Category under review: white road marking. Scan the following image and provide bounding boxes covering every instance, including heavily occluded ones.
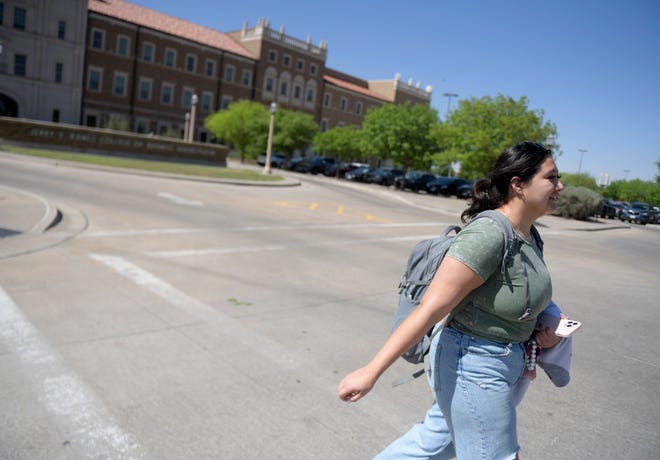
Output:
[88,254,406,431]
[146,234,438,258]
[157,191,204,207]
[0,286,145,459]
[83,222,446,238]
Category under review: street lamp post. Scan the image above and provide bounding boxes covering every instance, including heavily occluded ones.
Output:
[577,148,588,174]
[263,102,277,175]
[545,134,556,151]
[188,94,198,142]
[442,92,458,117]
[183,112,190,141]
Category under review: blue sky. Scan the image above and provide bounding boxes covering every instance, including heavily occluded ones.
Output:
[132,0,660,182]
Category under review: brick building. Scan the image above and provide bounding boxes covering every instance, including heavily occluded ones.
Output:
[0,0,432,145]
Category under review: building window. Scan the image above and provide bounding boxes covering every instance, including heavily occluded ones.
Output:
[164,48,176,67]
[161,83,174,105]
[296,59,304,71]
[224,65,234,82]
[117,35,129,57]
[356,102,363,115]
[142,43,154,62]
[91,29,104,49]
[265,77,274,92]
[113,72,127,96]
[242,70,251,86]
[220,96,232,110]
[52,109,60,123]
[340,97,347,111]
[280,81,288,96]
[55,62,63,83]
[135,119,150,134]
[87,67,102,91]
[57,20,66,39]
[293,85,301,99]
[306,88,315,103]
[0,3,4,25]
[182,88,194,109]
[320,119,328,132]
[283,55,291,67]
[201,92,213,112]
[268,50,277,63]
[14,54,26,76]
[85,114,98,127]
[13,6,25,30]
[310,64,317,76]
[205,59,215,77]
[323,93,331,107]
[138,78,152,101]
[185,54,197,73]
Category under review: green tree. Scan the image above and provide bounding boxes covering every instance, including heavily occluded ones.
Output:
[432,94,557,179]
[559,172,600,192]
[314,126,362,178]
[360,103,440,185]
[604,179,660,204]
[204,100,269,163]
[272,109,319,156]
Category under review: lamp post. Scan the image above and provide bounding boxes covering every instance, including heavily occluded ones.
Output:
[442,92,458,118]
[577,148,588,174]
[263,102,277,175]
[183,112,190,141]
[544,134,556,151]
[188,94,198,142]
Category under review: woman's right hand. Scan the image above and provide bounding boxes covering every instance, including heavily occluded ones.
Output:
[338,366,377,403]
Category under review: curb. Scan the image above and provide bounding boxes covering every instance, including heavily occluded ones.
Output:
[0,151,302,188]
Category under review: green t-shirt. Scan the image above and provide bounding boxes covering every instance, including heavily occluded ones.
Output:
[446,217,553,343]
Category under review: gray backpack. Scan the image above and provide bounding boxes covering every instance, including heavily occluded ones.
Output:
[393,210,542,365]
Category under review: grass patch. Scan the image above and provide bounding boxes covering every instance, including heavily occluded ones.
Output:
[1,145,284,182]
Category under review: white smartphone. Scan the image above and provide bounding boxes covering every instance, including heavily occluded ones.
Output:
[555,318,582,337]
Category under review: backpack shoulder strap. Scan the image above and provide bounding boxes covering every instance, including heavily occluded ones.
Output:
[469,210,515,274]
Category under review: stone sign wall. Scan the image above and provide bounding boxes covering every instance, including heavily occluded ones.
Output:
[0,117,228,166]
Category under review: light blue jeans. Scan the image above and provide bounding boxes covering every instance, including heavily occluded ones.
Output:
[375,327,526,460]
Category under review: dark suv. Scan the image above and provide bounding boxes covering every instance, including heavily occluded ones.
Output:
[292,157,336,174]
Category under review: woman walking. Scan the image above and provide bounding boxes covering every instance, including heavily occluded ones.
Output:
[338,141,564,459]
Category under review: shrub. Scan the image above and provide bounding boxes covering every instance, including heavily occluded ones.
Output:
[556,185,602,220]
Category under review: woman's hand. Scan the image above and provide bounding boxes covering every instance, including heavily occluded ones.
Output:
[535,326,562,348]
[338,367,377,403]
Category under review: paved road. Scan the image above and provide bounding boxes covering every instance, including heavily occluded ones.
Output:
[0,153,658,459]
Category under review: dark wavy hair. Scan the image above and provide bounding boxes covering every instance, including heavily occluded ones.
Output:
[461,141,553,223]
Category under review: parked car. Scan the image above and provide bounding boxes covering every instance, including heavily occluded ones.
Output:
[323,162,368,178]
[394,172,437,192]
[364,167,403,186]
[257,152,286,168]
[292,157,336,174]
[619,202,652,225]
[455,181,474,199]
[344,166,372,182]
[426,176,472,196]
[599,199,623,219]
[283,156,304,171]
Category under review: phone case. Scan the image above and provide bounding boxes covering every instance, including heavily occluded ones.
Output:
[555,318,582,337]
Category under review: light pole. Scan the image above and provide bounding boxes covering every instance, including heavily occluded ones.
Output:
[263,102,277,175]
[544,134,556,151]
[577,148,588,174]
[188,94,198,142]
[443,92,458,118]
[183,112,190,141]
